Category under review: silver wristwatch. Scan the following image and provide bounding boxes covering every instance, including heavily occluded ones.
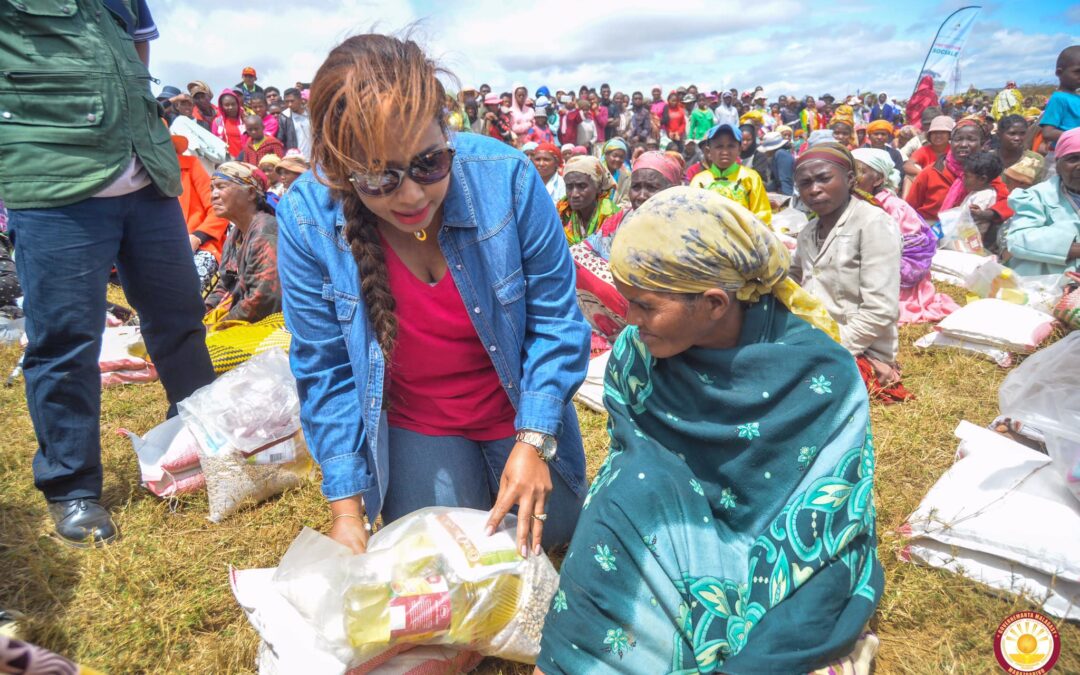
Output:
[515,430,558,462]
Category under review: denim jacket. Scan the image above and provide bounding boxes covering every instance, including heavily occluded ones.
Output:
[276,132,590,517]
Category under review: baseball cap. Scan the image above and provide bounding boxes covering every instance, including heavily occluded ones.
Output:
[706,123,742,143]
[242,66,257,78]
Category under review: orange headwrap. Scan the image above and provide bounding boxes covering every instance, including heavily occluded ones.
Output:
[866,120,894,136]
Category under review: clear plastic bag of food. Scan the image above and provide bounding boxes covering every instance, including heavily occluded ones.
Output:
[272,508,559,668]
[178,349,300,456]
[937,206,984,254]
[197,433,313,523]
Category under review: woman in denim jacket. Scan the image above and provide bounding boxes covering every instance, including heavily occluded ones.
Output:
[276,34,590,557]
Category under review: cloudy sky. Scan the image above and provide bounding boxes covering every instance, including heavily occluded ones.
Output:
[149,0,1078,101]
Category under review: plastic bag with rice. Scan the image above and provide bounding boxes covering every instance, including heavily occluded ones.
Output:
[272,507,560,668]
[178,349,312,521]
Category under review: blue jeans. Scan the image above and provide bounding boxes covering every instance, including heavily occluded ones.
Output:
[380,426,584,548]
[10,186,215,502]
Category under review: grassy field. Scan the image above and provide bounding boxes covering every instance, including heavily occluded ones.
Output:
[0,284,1076,674]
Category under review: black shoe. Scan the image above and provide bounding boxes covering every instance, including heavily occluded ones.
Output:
[47,499,119,548]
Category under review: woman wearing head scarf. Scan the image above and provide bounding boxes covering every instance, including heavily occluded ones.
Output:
[853,148,959,325]
[828,104,857,149]
[532,141,566,204]
[584,151,683,261]
[602,138,632,208]
[539,187,883,675]
[792,127,807,154]
[792,144,910,402]
[738,122,770,180]
[571,152,685,345]
[1004,127,1080,276]
[869,92,898,123]
[202,161,285,373]
[905,119,1013,227]
[906,75,938,131]
[558,155,618,244]
[865,120,905,178]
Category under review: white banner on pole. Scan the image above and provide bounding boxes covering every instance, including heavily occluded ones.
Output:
[918,6,982,95]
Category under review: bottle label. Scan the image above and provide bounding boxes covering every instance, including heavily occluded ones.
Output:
[388,575,452,638]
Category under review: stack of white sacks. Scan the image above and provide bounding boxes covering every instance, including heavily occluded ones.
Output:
[904,332,1080,620]
[918,250,1065,366]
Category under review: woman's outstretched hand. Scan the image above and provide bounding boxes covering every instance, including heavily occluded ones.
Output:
[486,442,553,557]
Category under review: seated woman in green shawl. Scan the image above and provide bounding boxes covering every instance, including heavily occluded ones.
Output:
[538,187,884,674]
[558,155,619,245]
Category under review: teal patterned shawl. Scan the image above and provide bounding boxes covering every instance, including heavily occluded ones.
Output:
[539,297,883,674]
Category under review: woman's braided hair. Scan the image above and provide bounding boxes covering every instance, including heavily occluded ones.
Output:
[308,32,452,365]
[340,192,397,362]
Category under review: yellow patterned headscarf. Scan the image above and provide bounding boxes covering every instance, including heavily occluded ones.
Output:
[829,104,855,129]
[609,187,839,341]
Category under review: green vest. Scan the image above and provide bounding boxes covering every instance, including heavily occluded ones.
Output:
[0,0,181,209]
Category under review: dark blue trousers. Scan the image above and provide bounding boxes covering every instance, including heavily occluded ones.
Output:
[10,186,215,502]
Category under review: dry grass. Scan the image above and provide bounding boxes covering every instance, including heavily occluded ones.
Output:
[0,284,1076,674]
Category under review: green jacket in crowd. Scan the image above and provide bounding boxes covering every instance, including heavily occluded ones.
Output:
[0,0,180,209]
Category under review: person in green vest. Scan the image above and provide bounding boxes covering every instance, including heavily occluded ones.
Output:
[0,0,216,547]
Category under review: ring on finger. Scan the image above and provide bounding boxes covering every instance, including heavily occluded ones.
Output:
[531,513,548,522]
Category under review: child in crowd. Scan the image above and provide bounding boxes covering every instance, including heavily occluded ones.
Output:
[688,123,772,224]
[961,151,1006,249]
[960,151,1005,211]
[1040,45,1080,149]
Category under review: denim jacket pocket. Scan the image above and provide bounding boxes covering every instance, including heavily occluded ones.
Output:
[493,267,525,305]
[322,282,358,322]
[493,267,526,345]
[334,291,358,322]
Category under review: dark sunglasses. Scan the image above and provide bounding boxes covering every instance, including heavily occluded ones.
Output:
[348,143,455,196]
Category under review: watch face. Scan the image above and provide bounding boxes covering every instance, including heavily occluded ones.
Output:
[541,436,557,459]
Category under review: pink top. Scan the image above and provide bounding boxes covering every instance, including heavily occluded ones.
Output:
[382,236,516,441]
[511,102,536,139]
[261,113,279,139]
